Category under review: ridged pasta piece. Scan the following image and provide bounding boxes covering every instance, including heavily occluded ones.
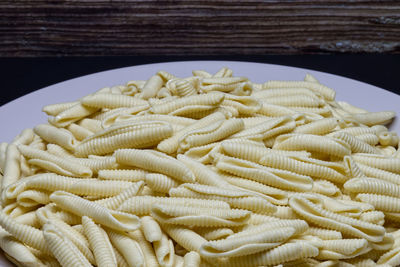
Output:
[200,226,295,258]
[43,222,92,267]
[289,196,386,242]
[359,211,385,226]
[195,227,234,241]
[316,239,370,260]
[167,78,198,97]
[231,116,295,141]
[344,177,400,197]
[262,94,324,108]
[377,246,400,265]
[214,155,313,191]
[95,181,145,210]
[75,121,173,157]
[252,87,317,99]
[305,227,343,240]
[158,70,177,81]
[259,153,347,183]
[48,103,99,128]
[145,173,179,194]
[192,70,212,78]
[221,174,288,205]
[81,93,148,109]
[177,155,231,188]
[82,216,117,267]
[66,123,93,141]
[355,133,380,146]
[179,118,244,152]
[263,80,336,101]
[0,210,50,254]
[353,154,400,174]
[183,251,201,267]
[311,180,341,197]
[153,232,175,267]
[343,155,365,179]
[98,169,147,182]
[169,183,277,214]
[151,203,250,227]
[128,229,160,267]
[356,193,400,213]
[271,206,300,220]
[150,92,224,114]
[356,163,400,185]
[379,131,399,147]
[14,211,40,228]
[0,142,8,172]
[333,132,381,154]
[50,191,140,231]
[12,128,35,146]
[69,156,117,174]
[348,111,396,126]
[115,148,195,183]
[162,224,207,254]
[1,144,21,190]
[158,111,226,154]
[138,74,164,99]
[293,118,338,135]
[107,228,145,267]
[220,138,269,163]
[220,94,261,115]
[257,102,298,117]
[77,118,103,133]
[273,134,351,158]
[17,189,50,207]
[217,241,319,267]
[42,101,79,116]
[18,145,92,177]
[118,195,230,215]
[46,143,75,158]
[141,215,163,242]
[34,124,78,151]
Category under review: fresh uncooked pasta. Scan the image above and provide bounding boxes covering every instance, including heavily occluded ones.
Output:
[1,67,400,267]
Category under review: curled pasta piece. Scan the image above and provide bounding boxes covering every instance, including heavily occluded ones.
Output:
[115,148,195,183]
[220,138,269,163]
[17,189,50,207]
[162,224,207,254]
[348,111,396,126]
[183,251,201,267]
[259,153,347,183]
[263,80,336,101]
[344,177,400,198]
[50,191,140,231]
[140,74,164,99]
[273,134,351,158]
[34,124,78,151]
[333,132,380,154]
[217,241,319,267]
[128,229,160,267]
[49,102,99,128]
[18,145,92,177]
[231,116,295,141]
[107,229,145,267]
[357,162,400,185]
[167,78,198,97]
[81,93,148,109]
[82,216,117,267]
[353,154,400,174]
[293,118,338,135]
[169,183,277,214]
[356,193,400,213]
[1,144,21,190]
[118,195,230,215]
[359,210,385,226]
[43,222,92,267]
[379,131,399,147]
[289,196,385,242]
[221,94,261,115]
[195,227,234,241]
[179,118,244,152]
[377,246,400,266]
[75,121,173,157]
[42,101,79,116]
[145,173,180,193]
[343,155,365,179]
[214,155,313,191]
[311,180,341,197]
[262,95,324,108]
[316,239,370,260]
[95,181,144,210]
[200,226,295,258]
[151,203,250,227]
[158,111,226,154]
[252,87,317,99]
[98,169,147,182]
[12,128,35,146]
[67,123,93,141]
[153,232,175,267]
[141,215,162,242]
[305,227,342,240]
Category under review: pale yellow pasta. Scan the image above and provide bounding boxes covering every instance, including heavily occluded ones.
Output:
[356,162,400,185]
[179,118,244,152]
[81,93,148,109]
[359,210,385,226]
[46,143,75,158]
[95,181,144,210]
[115,148,195,183]
[66,123,93,141]
[107,228,145,267]
[98,169,147,181]
[1,144,21,190]
[128,229,160,267]
[378,131,399,147]
[353,133,380,146]
[252,87,317,99]
[75,121,173,157]
[348,111,396,126]
[139,74,164,99]
[141,215,163,242]
[12,128,35,146]
[220,138,269,163]
[289,196,385,242]
[311,180,341,197]
[14,210,40,228]
[333,132,381,154]
[167,78,198,97]
[195,227,234,241]
[43,222,92,267]
[344,177,400,197]
[352,153,400,174]
[214,154,313,191]
[262,94,324,108]
[34,124,78,151]
[356,193,400,213]
[42,101,79,116]
[17,189,50,207]
[183,251,201,267]
[271,206,300,220]
[77,118,103,133]
[153,232,175,267]
[192,70,212,78]
[305,227,343,240]
[220,94,261,115]
[82,216,117,267]
[316,239,370,260]
[49,102,99,128]
[50,191,140,231]
[169,183,277,214]
[293,118,338,135]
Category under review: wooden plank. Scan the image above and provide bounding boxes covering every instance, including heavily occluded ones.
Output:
[0,0,399,56]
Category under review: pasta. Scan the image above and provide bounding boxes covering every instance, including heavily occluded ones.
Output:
[1,67,399,266]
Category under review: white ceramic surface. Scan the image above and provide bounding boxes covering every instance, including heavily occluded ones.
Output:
[0,61,399,266]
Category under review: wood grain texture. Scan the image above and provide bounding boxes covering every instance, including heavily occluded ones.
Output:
[1,0,400,56]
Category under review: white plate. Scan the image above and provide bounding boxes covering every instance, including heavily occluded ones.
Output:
[0,61,399,266]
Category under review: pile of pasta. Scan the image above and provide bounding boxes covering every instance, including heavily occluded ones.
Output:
[1,67,400,267]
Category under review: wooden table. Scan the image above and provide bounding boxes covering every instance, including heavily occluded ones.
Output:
[1,1,399,56]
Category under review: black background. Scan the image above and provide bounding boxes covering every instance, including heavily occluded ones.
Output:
[1,55,399,107]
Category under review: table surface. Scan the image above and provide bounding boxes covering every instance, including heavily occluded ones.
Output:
[1,55,399,107]
[0,1,399,56]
